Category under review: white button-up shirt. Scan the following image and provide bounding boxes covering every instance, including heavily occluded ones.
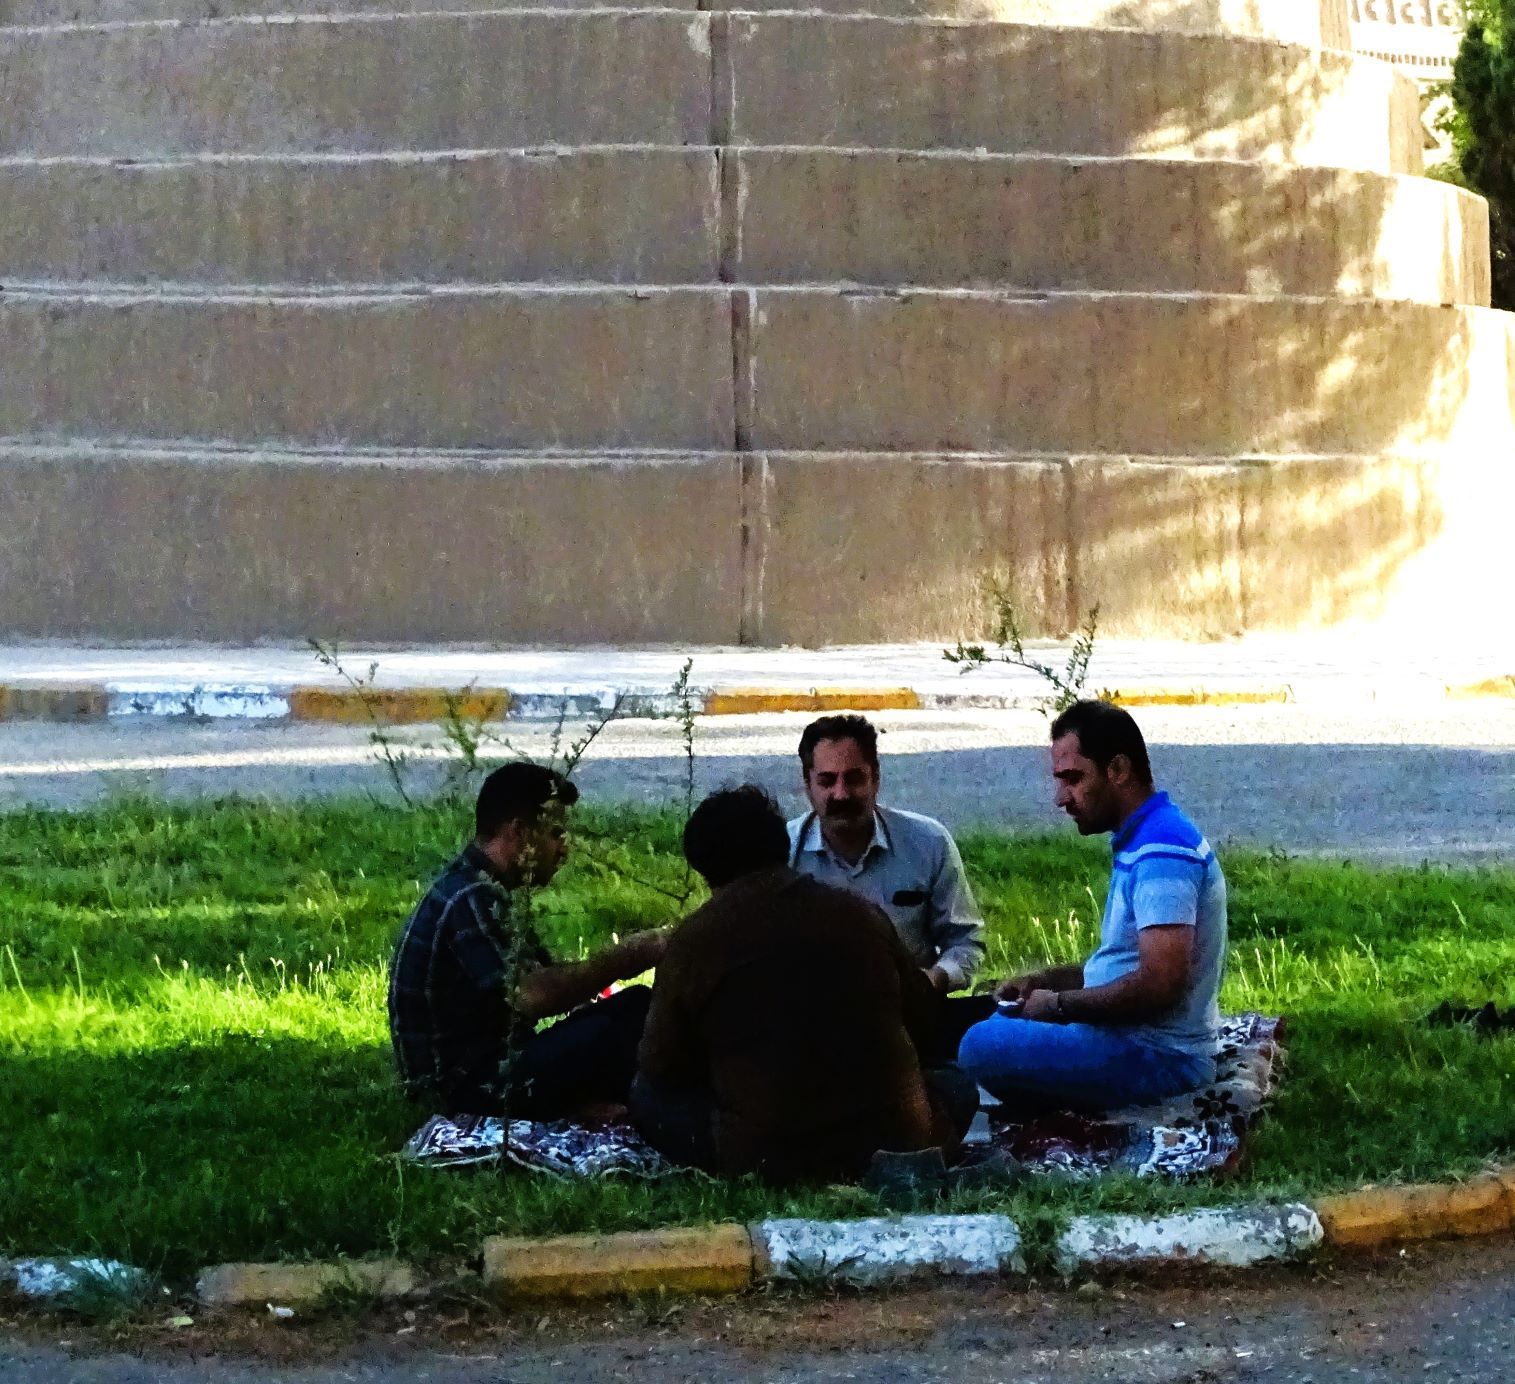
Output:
[787,806,986,991]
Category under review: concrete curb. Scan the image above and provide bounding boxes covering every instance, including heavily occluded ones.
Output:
[168,1168,1515,1308]
[196,1259,421,1308]
[2,677,1513,724]
[753,1214,1024,1285]
[482,1225,755,1299]
[1055,1204,1323,1272]
[1314,1170,1515,1247]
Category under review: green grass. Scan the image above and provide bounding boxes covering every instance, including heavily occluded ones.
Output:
[4,797,1515,1280]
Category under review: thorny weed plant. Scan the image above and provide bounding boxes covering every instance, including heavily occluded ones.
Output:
[943,577,1109,715]
[309,639,418,806]
[308,641,699,840]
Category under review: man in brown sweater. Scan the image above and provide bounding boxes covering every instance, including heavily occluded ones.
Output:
[631,785,977,1185]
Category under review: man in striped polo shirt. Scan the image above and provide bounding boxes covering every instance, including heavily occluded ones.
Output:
[959,700,1227,1111]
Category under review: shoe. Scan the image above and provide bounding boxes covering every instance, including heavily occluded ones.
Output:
[1424,1001,1515,1035]
[864,1146,948,1207]
[944,1149,1026,1193]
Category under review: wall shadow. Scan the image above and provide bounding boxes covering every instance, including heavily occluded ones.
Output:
[723,15,1514,642]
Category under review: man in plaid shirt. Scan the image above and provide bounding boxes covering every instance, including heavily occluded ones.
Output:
[389,762,667,1118]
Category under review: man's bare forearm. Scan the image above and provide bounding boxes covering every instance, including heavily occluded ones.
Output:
[1055,969,1179,1025]
[515,933,663,1021]
[1041,963,1086,992]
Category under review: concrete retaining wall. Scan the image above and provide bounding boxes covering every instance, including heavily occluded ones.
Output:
[2,287,1509,454]
[741,290,1514,456]
[0,287,735,450]
[732,152,1488,306]
[750,451,1440,642]
[0,447,748,643]
[0,0,1498,648]
[0,150,1486,306]
[0,443,1443,642]
[0,14,1416,173]
[720,16,1422,174]
[0,149,724,286]
[0,0,1347,46]
[0,12,714,157]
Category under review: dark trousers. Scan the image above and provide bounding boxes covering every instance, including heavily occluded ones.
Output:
[630,1062,981,1174]
[940,994,998,1060]
[925,1062,982,1144]
[910,993,999,1066]
[628,1072,720,1171]
[444,986,652,1120]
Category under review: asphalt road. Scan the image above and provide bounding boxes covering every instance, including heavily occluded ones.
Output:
[3,704,1515,861]
[5,1237,1515,1382]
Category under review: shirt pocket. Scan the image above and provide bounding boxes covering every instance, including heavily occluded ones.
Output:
[886,887,930,932]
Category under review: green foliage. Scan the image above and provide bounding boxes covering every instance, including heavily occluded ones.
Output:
[945,578,1106,715]
[3,802,1515,1278]
[1443,0,1515,306]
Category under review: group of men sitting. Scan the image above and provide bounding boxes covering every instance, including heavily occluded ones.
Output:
[388,700,1228,1185]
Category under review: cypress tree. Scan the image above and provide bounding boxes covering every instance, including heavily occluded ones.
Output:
[1450,2,1515,307]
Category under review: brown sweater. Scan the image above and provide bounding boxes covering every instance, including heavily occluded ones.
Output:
[636,865,944,1183]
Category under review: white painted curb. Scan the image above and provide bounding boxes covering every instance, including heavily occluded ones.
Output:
[505,690,686,720]
[2,1257,150,1303]
[1056,1203,1323,1272]
[753,1214,1023,1285]
[107,686,290,720]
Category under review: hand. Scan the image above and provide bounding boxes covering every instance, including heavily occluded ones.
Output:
[922,965,952,995]
[1021,988,1062,1023]
[620,928,669,974]
[994,970,1047,1002]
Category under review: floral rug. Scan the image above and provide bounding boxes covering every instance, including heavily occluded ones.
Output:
[401,1114,672,1178]
[400,1013,1286,1182]
[980,1013,1287,1179]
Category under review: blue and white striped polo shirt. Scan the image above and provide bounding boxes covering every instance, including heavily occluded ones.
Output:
[1084,790,1227,1062]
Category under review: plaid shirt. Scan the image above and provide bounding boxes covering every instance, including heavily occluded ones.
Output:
[387,844,552,1104]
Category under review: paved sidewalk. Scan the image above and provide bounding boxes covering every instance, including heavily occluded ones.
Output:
[1,632,1512,721]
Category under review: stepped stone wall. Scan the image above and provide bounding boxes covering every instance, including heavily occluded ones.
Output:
[0,0,1510,644]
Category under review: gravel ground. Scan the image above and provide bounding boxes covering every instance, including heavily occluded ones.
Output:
[3,704,1515,861]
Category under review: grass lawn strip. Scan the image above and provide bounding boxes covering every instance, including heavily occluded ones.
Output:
[3,799,1515,1281]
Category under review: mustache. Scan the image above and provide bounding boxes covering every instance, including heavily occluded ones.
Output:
[824,801,868,816]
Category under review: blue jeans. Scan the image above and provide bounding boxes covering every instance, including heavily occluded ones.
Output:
[958,1015,1213,1113]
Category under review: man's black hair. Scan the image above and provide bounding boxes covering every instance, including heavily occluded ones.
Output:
[475,762,580,839]
[1049,699,1154,787]
[682,785,791,888]
[797,714,880,776]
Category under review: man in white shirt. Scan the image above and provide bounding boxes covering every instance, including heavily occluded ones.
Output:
[788,715,992,1051]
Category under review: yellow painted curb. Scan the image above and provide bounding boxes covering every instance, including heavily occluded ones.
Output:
[287,686,511,725]
[482,1224,755,1299]
[703,687,922,715]
[1448,676,1515,700]
[196,1259,419,1307]
[1105,685,1293,708]
[0,684,109,722]
[1316,1173,1514,1248]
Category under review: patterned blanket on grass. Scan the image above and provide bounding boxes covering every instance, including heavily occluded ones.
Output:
[401,1013,1285,1182]
[401,1114,673,1178]
[979,1013,1288,1180]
